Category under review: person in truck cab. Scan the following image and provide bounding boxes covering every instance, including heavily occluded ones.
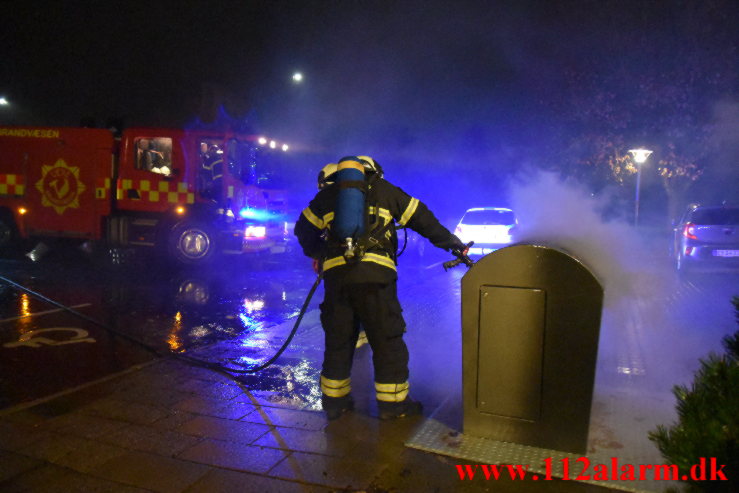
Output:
[137,139,165,173]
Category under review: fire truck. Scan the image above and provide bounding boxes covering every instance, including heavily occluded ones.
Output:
[0,126,291,265]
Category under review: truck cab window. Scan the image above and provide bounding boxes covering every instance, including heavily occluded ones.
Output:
[135,137,173,176]
[252,148,287,189]
[226,139,257,186]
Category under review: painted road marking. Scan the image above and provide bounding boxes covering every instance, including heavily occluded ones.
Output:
[3,327,96,348]
[0,303,92,324]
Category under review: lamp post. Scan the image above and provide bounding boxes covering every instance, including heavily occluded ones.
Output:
[628,148,652,227]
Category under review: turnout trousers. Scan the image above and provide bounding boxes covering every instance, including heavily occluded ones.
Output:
[319,280,410,404]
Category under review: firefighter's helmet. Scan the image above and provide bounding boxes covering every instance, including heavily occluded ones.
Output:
[318,163,338,189]
[357,155,383,178]
[337,155,384,178]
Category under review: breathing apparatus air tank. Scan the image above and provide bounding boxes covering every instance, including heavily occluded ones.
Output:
[333,159,366,258]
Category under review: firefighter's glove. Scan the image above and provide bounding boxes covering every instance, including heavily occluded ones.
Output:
[449,235,469,258]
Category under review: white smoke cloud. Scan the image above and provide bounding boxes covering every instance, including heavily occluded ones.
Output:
[507,170,672,310]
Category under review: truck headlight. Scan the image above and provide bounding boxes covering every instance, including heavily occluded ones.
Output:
[245,226,266,238]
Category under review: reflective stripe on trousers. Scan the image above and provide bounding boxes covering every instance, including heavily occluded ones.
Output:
[320,375,351,398]
[375,381,409,402]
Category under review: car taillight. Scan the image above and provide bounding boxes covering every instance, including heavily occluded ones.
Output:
[682,223,697,240]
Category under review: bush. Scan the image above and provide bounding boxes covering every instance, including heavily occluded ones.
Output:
[648,296,738,492]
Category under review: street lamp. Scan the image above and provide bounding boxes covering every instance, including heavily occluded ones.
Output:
[292,72,303,83]
[628,148,652,227]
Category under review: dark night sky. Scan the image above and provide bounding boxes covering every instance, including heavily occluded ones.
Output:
[3,1,738,217]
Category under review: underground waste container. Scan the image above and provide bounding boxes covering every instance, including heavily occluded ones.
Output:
[461,244,603,454]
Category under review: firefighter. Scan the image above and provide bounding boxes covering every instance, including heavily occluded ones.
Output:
[295,156,467,420]
[199,142,224,203]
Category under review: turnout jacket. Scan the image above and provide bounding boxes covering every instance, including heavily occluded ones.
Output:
[294,176,458,284]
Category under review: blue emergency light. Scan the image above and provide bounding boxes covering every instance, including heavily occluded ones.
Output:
[239,207,272,222]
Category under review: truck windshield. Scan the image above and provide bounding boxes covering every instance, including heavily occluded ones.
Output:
[227,139,287,189]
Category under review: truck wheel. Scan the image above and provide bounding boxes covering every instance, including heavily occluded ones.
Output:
[169,221,218,265]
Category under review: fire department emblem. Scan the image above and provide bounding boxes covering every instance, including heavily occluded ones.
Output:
[35,159,86,215]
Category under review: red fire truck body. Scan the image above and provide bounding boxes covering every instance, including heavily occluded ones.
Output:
[0,126,290,264]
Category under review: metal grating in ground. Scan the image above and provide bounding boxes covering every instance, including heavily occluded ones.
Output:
[406,418,678,493]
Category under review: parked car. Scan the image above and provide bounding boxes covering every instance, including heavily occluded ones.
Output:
[671,204,739,275]
[454,207,518,256]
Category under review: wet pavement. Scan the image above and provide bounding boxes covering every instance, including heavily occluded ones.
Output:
[0,248,315,408]
[0,242,736,491]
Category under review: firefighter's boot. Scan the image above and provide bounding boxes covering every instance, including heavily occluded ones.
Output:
[378,398,423,420]
[322,394,354,421]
